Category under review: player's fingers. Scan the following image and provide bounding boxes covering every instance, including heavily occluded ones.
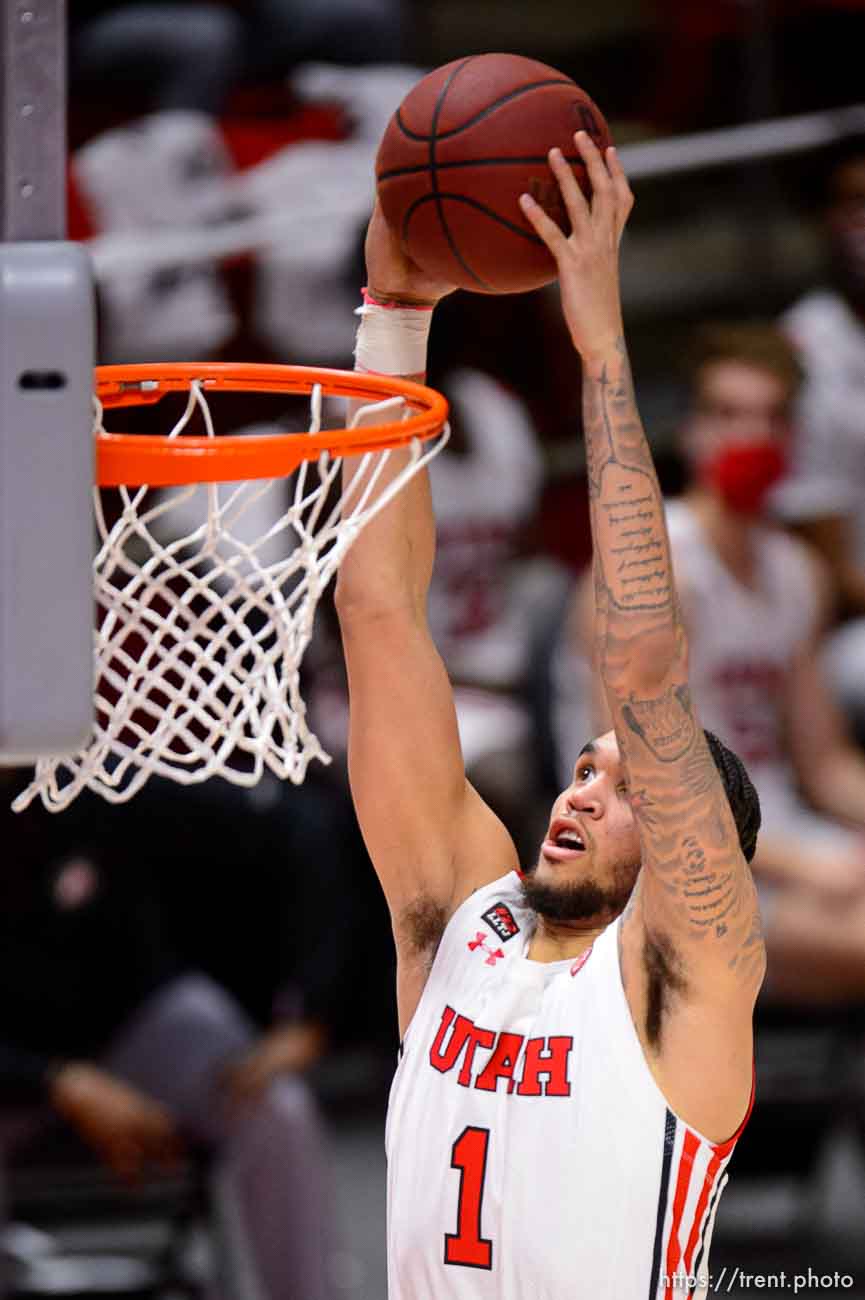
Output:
[604,143,630,194]
[574,131,614,214]
[605,145,635,227]
[518,191,571,259]
[546,146,591,231]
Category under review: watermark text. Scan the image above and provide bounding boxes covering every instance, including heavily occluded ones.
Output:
[662,1267,854,1293]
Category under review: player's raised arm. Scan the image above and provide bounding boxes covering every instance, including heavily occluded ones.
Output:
[335,208,518,1021]
[521,137,765,1024]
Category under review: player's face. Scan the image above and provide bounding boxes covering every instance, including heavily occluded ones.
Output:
[522,731,640,924]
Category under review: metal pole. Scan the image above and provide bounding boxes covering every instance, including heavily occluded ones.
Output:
[0,0,66,240]
[0,0,95,763]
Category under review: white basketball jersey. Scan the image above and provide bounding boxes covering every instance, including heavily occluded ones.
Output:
[427,368,543,686]
[665,500,818,797]
[386,872,748,1299]
[777,290,865,566]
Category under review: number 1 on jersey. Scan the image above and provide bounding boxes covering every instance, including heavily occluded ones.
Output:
[445,1126,493,1270]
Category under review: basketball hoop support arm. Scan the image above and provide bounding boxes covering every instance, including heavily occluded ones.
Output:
[0,1,95,761]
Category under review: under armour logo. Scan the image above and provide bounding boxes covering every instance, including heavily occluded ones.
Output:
[468,931,505,965]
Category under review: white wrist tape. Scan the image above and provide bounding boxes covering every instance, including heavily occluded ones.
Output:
[354,301,432,376]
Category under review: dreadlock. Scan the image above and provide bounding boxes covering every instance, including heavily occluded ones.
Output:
[703,729,761,863]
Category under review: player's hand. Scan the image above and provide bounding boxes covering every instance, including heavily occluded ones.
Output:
[49,1063,183,1185]
[225,1021,328,1103]
[519,130,633,364]
[365,200,458,307]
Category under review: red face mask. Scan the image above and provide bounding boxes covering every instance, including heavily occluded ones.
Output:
[699,440,787,516]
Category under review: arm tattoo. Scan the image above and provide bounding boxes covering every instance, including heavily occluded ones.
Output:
[727,908,765,981]
[622,700,758,966]
[585,342,674,620]
[622,684,696,763]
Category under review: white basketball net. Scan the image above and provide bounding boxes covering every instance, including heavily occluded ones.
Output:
[14,380,448,812]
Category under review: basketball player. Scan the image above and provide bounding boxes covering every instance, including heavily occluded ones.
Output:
[335,132,765,1298]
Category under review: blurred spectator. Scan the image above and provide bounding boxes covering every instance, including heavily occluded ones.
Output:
[69,4,247,363]
[71,0,407,116]
[70,2,245,115]
[0,771,348,1300]
[424,364,545,859]
[426,368,542,685]
[73,106,242,361]
[72,55,426,364]
[774,131,865,748]
[242,0,406,81]
[555,321,865,1005]
[250,64,425,367]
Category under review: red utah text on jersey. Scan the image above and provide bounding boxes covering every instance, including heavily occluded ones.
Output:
[429,1005,573,1096]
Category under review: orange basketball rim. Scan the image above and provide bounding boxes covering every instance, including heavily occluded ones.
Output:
[95,362,449,487]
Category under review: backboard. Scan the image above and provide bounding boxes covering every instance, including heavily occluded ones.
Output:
[0,1,95,761]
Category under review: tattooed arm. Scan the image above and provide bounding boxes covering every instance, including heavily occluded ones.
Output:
[521,133,764,1141]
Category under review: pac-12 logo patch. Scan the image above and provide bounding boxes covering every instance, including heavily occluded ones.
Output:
[482,902,520,942]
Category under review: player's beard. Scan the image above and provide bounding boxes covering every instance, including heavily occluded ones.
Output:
[519,862,636,923]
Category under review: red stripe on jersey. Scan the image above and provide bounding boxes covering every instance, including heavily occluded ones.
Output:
[663,1129,700,1298]
[671,1064,756,1287]
[683,1149,723,1276]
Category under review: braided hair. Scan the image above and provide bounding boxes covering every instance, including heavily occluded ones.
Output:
[703,729,761,863]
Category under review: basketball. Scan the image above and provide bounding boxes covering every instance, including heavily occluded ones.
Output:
[375,53,612,294]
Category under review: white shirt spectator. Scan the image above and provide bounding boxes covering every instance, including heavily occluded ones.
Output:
[773,288,865,563]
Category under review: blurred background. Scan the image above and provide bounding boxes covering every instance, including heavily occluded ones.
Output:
[3,0,865,1296]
